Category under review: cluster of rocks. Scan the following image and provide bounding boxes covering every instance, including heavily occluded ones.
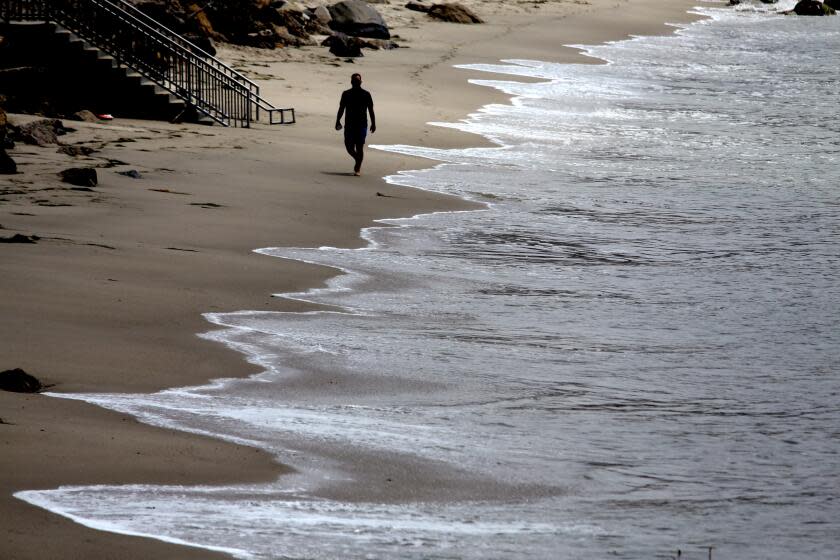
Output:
[729,0,837,14]
[0,115,99,183]
[127,0,483,57]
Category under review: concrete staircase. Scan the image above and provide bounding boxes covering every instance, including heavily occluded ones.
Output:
[51,25,200,123]
[1,0,294,127]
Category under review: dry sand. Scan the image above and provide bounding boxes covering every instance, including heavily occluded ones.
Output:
[1,1,706,557]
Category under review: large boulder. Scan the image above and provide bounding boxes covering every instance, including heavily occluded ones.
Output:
[0,368,42,393]
[793,0,835,13]
[825,0,839,7]
[427,3,483,23]
[327,0,390,39]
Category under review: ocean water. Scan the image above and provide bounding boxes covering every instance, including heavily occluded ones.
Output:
[18,1,840,558]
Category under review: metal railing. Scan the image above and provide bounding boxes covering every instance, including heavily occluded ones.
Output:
[0,0,295,127]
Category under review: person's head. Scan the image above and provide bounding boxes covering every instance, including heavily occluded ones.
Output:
[351,73,362,88]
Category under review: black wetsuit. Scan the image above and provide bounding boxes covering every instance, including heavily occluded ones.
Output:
[339,87,374,143]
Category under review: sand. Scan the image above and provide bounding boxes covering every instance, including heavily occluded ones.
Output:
[1,1,707,558]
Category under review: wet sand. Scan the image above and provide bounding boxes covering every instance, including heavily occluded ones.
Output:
[0,1,706,557]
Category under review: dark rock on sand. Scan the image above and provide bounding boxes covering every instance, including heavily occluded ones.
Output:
[59,167,98,187]
[323,33,364,57]
[328,0,391,39]
[17,119,71,147]
[70,110,99,123]
[427,3,483,23]
[57,145,96,157]
[406,1,430,12]
[0,233,38,243]
[117,169,142,179]
[0,148,16,174]
[0,368,43,393]
[794,0,836,14]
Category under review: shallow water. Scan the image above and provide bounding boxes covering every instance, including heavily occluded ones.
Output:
[19,1,840,558]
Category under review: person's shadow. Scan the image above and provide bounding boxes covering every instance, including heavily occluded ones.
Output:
[321,171,358,177]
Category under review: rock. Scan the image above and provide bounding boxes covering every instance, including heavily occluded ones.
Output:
[59,167,98,187]
[117,169,142,179]
[245,28,279,48]
[0,148,17,174]
[273,25,316,46]
[728,0,741,4]
[70,110,99,122]
[405,1,429,11]
[17,119,71,147]
[793,0,835,13]
[183,32,217,55]
[185,2,222,40]
[322,32,364,56]
[57,145,95,157]
[270,9,311,38]
[0,368,43,393]
[355,37,400,49]
[327,0,390,39]
[313,5,332,23]
[0,233,38,243]
[826,0,840,7]
[427,3,483,23]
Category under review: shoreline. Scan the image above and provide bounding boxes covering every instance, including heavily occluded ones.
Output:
[1,1,708,558]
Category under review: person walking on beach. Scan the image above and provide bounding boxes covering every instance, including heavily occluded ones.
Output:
[335,73,376,176]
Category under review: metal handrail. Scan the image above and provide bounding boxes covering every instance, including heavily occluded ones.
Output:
[0,0,295,126]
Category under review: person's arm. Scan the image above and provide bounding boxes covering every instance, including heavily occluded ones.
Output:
[368,94,376,133]
[335,93,346,130]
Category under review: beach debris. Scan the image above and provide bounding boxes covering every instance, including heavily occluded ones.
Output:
[57,145,96,157]
[0,368,43,393]
[189,202,224,208]
[117,169,142,179]
[70,109,99,122]
[793,0,836,14]
[59,167,98,187]
[0,233,39,243]
[427,3,483,23]
[327,0,391,39]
